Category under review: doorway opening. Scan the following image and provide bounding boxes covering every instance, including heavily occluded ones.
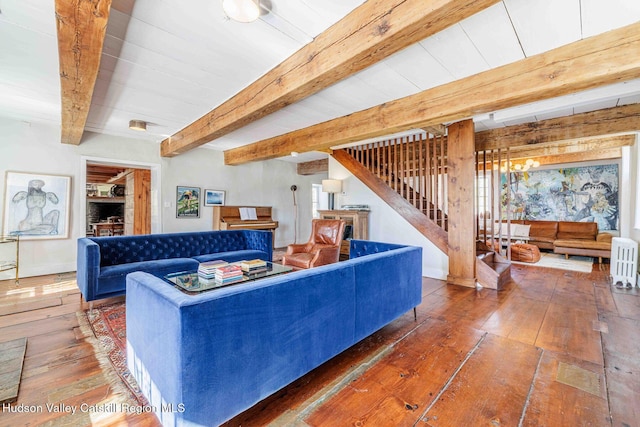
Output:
[81,157,160,237]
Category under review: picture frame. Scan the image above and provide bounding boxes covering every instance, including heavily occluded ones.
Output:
[204,189,226,207]
[176,186,200,218]
[2,171,72,240]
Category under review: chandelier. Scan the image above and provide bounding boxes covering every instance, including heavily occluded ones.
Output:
[500,158,540,173]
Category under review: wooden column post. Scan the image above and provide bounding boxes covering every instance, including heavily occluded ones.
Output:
[447,119,476,287]
[125,169,151,235]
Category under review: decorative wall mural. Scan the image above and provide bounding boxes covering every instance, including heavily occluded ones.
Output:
[501,164,619,231]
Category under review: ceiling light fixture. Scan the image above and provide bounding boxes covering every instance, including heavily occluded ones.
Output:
[128,120,147,131]
[500,158,540,173]
[222,0,261,23]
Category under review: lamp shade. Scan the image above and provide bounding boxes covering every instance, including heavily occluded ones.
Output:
[322,179,342,194]
[222,0,260,22]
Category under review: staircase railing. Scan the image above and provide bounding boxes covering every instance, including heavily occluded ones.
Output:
[343,132,448,231]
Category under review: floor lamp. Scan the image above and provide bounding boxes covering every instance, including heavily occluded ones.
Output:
[322,179,342,210]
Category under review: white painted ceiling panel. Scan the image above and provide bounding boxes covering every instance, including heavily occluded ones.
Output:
[581,0,640,37]
[0,0,639,162]
[419,24,490,79]
[504,0,582,56]
[0,0,56,36]
[459,3,524,68]
[534,107,575,121]
[90,77,207,123]
[618,94,640,106]
[311,78,397,117]
[354,61,420,102]
[383,44,454,91]
[0,2,60,126]
[573,99,619,115]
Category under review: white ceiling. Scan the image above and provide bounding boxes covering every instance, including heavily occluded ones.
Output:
[1,0,639,163]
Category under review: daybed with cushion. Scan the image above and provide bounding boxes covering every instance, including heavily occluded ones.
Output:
[126,240,422,427]
[491,220,613,262]
[77,230,272,302]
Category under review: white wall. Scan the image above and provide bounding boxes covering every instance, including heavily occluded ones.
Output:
[0,117,323,278]
[160,147,321,247]
[329,158,448,279]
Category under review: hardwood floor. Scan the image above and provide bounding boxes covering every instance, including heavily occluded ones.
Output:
[0,262,638,426]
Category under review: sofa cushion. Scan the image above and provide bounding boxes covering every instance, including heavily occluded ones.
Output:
[525,221,558,240]
[192,249,268,263]
[557,221,597,240]
[553,239,611,251]
[100,258,198,279]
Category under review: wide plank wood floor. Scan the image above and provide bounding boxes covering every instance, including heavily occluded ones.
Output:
[0,261,638,426]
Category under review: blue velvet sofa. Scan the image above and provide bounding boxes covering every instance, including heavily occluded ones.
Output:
[77,230,272,302]
[126,240,422,427]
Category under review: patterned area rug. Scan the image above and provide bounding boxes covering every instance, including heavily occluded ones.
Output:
[512,253,593,273]
[79,302,148,406]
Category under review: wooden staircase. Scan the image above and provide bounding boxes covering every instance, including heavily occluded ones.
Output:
[333,130,511,290]
[475,241,511,290]
[332,148,448,254]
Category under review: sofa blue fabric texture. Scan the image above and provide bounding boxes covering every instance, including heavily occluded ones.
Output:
[126,240,422,427]
[77,230,272,301]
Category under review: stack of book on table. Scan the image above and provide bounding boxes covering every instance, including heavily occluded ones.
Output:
[198,260,228,281]
[240,259,267,274]
[214,265,244,284]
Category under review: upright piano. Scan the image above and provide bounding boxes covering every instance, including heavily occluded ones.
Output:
[213,206,278,248]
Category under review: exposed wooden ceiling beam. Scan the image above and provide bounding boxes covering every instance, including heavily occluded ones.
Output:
[224,22,640,165]
[477,135,633,170]
[297,159,328,176]
[475,103,640,151]
[532,148,622,166]
[160,0,501,157]
[107,169,132,184]
[422,125,447,136]
[507,134,635,158]
[86,164,127,184]
[56,0,112,145]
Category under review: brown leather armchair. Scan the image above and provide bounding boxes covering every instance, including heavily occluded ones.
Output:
[282,219,346,269]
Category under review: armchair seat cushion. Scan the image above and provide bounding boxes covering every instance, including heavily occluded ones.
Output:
[282,252,315,269]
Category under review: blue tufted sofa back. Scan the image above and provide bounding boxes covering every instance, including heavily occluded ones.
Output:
[91,230,270,267]
[349,240,406,259]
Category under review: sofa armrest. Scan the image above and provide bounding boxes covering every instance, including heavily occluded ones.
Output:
[77,238,101,301]
[308,245,341,267]
[243,230,273,261]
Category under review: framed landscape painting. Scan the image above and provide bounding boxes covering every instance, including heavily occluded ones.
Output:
[2,171,71,240]
[176,186,200,218]
[204,189,225,206]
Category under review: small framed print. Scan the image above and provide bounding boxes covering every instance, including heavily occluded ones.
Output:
[176,186,200,218]
[204,189,225,207]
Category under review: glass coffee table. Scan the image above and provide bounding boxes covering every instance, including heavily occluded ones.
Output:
[165,261,292,294]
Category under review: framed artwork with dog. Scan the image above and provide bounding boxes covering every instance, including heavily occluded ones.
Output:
[2,171,72,240]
